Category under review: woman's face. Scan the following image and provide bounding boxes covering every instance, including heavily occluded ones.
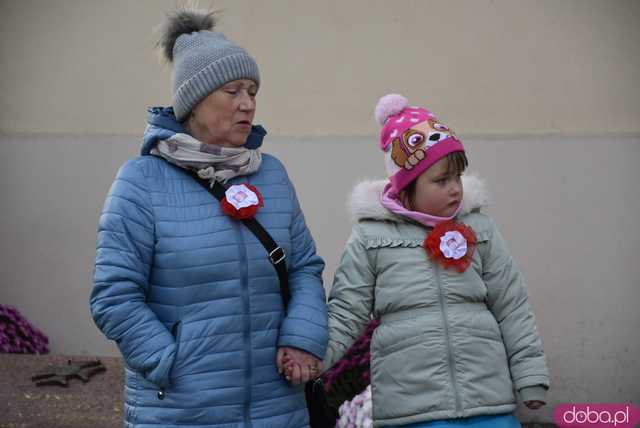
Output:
[187,79,258,148]
[401,156,463,217]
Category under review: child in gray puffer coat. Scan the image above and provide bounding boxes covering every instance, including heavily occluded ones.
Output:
[312,95,549,428]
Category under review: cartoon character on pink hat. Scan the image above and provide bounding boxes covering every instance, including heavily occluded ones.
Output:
[375,94,465,194]
[390,116,458,171]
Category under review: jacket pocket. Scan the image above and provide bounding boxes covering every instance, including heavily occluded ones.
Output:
[456,311,515,407]
[171,320,181,340]
[455,332,515,407]
[371,336,451,420]
[124,365,139,424]
[466,310,502,341]
[157,320,181,401]
[375,332,425,358]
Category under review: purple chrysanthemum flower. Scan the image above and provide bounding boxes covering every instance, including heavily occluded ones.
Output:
[0,305,49,354]
[322,319,379,410]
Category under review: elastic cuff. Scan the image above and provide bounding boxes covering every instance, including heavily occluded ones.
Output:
[278,335,326,360]
[519,385,548,403]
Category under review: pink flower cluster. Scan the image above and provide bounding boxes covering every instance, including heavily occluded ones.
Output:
[0,305,49,354]
[336,385,373,428]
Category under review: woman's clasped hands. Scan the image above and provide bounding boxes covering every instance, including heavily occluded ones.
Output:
[277,347,323,385]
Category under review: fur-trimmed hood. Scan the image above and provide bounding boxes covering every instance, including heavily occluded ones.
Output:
[349,173,489,222]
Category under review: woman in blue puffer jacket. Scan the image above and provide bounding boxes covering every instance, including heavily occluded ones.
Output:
[90,8,328,428]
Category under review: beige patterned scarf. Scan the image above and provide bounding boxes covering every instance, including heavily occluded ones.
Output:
[151,133,262,185]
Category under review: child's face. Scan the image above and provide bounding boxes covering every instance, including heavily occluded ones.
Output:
[404,156,463,217]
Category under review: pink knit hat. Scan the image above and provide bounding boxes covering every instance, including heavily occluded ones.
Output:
[375,94,465,194]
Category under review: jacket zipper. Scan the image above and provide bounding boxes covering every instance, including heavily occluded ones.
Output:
[435,265,462,416]
[234,222,253,428]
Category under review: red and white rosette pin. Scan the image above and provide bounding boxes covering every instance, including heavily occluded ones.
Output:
[220,184,264,220]
[424,220,477,272]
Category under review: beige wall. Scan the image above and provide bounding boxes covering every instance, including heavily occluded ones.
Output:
[1,0,639,136]
[1,0,639,424]
[1,134,639,424]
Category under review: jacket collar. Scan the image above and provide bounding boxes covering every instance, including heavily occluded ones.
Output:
[349,173,489,222]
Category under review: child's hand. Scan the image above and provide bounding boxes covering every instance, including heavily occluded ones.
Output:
[524,400,545,410]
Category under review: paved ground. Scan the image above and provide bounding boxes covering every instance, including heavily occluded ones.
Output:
[0,354,556,427]
[1,354,123,428]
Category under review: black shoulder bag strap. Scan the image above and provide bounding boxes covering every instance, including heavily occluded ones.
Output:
[188,172,291,307]
[189,171,334,428]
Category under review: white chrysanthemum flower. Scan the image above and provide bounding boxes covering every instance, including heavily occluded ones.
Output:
[440,231,468,260]
[225,184,260,210]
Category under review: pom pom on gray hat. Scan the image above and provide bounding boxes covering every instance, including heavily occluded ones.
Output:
[156,7,260,121]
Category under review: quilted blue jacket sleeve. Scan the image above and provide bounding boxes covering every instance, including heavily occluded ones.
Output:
[90,158,176,388]
[277,175,328,359]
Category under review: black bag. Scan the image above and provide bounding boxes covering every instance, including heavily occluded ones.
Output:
[190,173,335,428]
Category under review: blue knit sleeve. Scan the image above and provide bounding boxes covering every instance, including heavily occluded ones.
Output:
[90,158,176,388]
[277,175,328,359]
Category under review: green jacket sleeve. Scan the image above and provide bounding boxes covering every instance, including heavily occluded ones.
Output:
[479,218,550,392]
[519,385,548,403]
[323,226,376,370]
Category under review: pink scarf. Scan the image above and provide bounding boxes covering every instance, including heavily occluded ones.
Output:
[379,182,461,228]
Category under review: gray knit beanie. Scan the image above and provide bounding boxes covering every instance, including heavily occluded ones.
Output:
[157,8,260,121]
